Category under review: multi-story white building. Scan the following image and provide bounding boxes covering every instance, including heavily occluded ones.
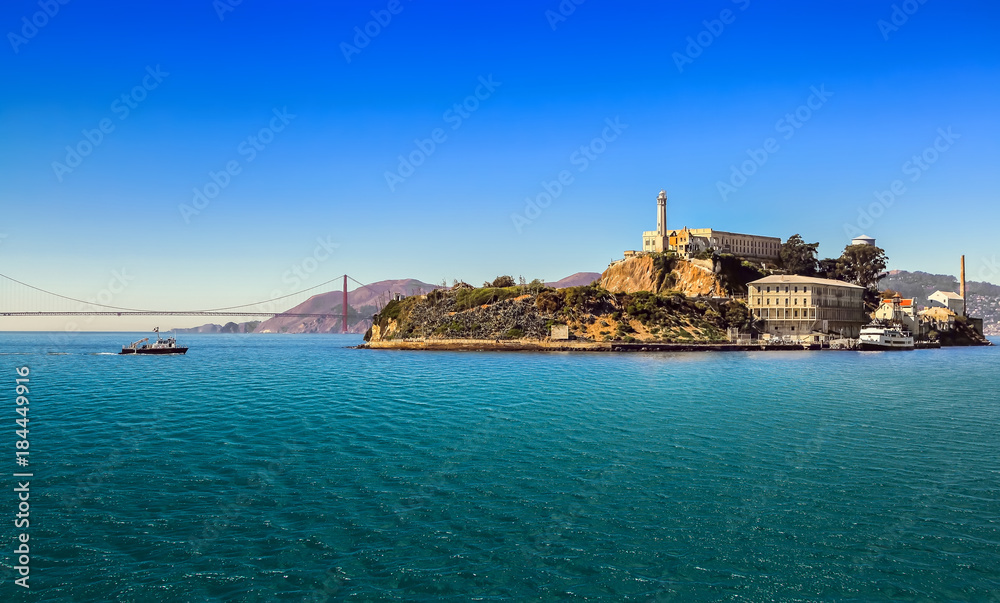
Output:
[928,290,965,315]
[638,190,781,261]
[747,274,868,339]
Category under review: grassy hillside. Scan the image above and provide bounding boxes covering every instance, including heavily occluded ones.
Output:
[366,284,750,344]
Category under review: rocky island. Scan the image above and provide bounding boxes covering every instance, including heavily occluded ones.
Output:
[363,254,761,351]
[363,246,991,351]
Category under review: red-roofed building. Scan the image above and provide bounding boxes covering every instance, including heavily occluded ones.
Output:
[874,294,920,334]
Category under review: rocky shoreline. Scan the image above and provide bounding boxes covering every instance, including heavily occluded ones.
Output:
[359,338,970,353]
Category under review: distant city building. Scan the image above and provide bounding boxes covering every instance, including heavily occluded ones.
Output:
[747,274,868,339]
[851,234,876,247]
[636,190,781,261]
[928,290,965,315]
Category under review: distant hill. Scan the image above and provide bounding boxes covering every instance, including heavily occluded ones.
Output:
[254,278,443,334]
[174,323,225,334]
[546,272,602,288]
[879,270,1000,335]
[173,274,603,335]
[174,321,260,334]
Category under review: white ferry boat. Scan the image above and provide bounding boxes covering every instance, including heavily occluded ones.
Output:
[120,328,188,355]
[858,321,914,351]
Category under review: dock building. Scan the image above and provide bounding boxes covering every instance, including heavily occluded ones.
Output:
[747,274,868,339]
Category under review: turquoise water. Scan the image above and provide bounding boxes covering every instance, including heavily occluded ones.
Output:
[2,332,999,601]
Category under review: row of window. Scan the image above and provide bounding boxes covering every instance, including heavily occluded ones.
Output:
[754,308,816,319]
[720,238,779,248]
[759,298,807,306]
[761,285,809,294]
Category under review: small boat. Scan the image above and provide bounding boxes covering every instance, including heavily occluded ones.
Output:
[120,328,188,355]
[858,320,914,351]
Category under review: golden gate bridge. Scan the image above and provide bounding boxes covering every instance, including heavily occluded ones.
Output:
[0,272,379,332]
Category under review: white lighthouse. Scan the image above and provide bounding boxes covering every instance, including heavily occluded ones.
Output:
[641,190,670,252]
[656,189,667,236]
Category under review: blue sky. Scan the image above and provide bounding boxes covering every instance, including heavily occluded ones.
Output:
[1,0,998,330]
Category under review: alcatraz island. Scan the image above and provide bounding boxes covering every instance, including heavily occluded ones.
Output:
[363,190,991,352]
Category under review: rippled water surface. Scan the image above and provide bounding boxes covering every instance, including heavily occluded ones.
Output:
[2,332,999,601]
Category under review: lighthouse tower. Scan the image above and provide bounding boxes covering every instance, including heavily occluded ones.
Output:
[640,190,670,252]
[656,190,667,237]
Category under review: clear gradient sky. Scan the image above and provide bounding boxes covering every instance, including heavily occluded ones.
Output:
[1,0,998,330]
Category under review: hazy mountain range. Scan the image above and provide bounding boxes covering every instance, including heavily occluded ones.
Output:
[173,273,602,335]
[879,270,1000,335]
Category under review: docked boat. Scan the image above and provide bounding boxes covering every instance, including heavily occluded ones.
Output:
[858,320,914,351]
[120,328,188,355]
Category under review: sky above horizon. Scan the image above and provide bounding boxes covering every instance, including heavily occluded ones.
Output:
[1,0,999,330]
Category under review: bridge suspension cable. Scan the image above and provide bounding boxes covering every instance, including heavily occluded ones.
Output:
[0,271,374,318]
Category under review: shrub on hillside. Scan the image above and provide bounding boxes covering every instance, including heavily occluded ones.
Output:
[454,287,520,311]
[486,275,516,288]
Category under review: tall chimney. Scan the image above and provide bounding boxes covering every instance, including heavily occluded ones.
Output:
[960,255,966,315]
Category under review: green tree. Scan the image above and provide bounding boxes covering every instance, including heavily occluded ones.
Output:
[815,258,840,280]
[720,300,750,329]
[837,244,888,290]
[485,275,516,288]
[779,234,819,275]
